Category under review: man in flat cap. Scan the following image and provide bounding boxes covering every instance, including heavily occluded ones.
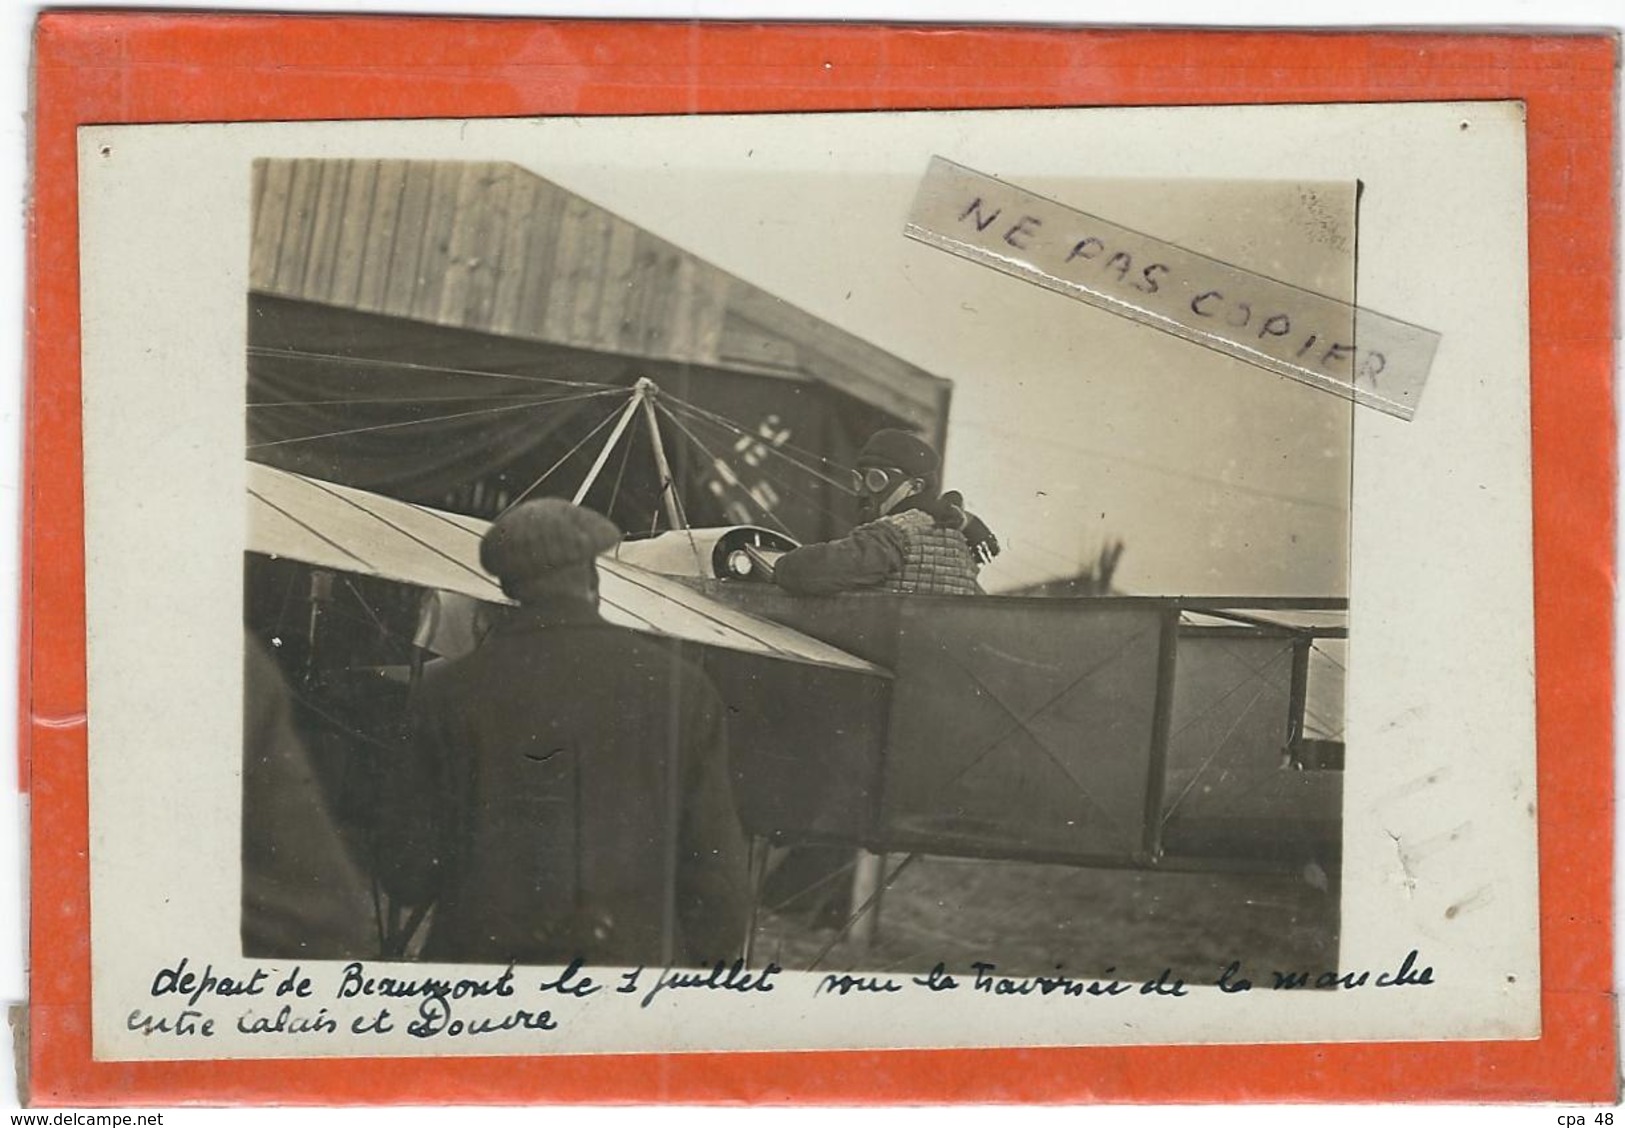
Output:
[377,499,751,967]
[775,429,998,597]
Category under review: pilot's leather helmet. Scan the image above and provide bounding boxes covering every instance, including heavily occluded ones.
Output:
[856,429,939,483]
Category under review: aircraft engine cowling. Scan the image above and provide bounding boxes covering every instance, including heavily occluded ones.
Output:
[609,526,799,582]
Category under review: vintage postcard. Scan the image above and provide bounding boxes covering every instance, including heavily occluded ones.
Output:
[72,101,1542,1064]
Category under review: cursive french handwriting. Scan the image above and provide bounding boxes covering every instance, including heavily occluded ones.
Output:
[405,994,558,1039]
[149,957,268,1008]
[126,950,1435,1040]
[635,958,784,1009]
[335,960,516,1002]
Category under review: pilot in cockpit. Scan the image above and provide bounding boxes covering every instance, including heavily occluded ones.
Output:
[765,429,1000,931]
[773,428,999,598]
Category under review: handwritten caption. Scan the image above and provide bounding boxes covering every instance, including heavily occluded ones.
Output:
[126,950,1435,1043]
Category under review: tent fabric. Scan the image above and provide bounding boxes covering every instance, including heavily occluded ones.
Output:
[247,339,628,506]
[247,295,898,543]
[246,462,886,678]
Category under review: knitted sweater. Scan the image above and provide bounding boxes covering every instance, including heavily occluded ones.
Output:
[775,507,982,596]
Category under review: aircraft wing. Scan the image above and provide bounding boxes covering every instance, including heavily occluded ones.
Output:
[246,462,887,677]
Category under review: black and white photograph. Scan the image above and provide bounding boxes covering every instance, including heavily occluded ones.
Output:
[240,153,1351,983]
[78,105,1539,1058]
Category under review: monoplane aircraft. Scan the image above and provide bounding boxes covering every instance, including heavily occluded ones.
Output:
[245,377,1346,963]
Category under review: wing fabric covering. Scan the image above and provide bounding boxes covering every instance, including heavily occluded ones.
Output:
[245,462,884,677]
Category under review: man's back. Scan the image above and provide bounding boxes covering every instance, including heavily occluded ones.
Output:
[380,596,750,967]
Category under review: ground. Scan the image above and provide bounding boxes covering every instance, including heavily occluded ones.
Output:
[752,853,1339,985]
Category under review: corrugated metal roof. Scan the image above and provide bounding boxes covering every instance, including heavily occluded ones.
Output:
[249,159,949,437]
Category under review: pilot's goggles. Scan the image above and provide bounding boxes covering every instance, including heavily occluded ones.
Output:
[849,466,907,495]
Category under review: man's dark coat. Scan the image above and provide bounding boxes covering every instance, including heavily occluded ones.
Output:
[378,596,750,966]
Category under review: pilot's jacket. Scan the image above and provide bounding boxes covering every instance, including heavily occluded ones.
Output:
[775,507,983,596]
[376,595,751,966]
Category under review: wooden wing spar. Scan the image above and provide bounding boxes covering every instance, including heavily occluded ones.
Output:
[245,461,888,678]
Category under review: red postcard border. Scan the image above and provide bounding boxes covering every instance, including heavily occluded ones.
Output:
[24,16,1618,1104]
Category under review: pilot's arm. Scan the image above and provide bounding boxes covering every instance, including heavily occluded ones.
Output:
[774,520,905,595]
